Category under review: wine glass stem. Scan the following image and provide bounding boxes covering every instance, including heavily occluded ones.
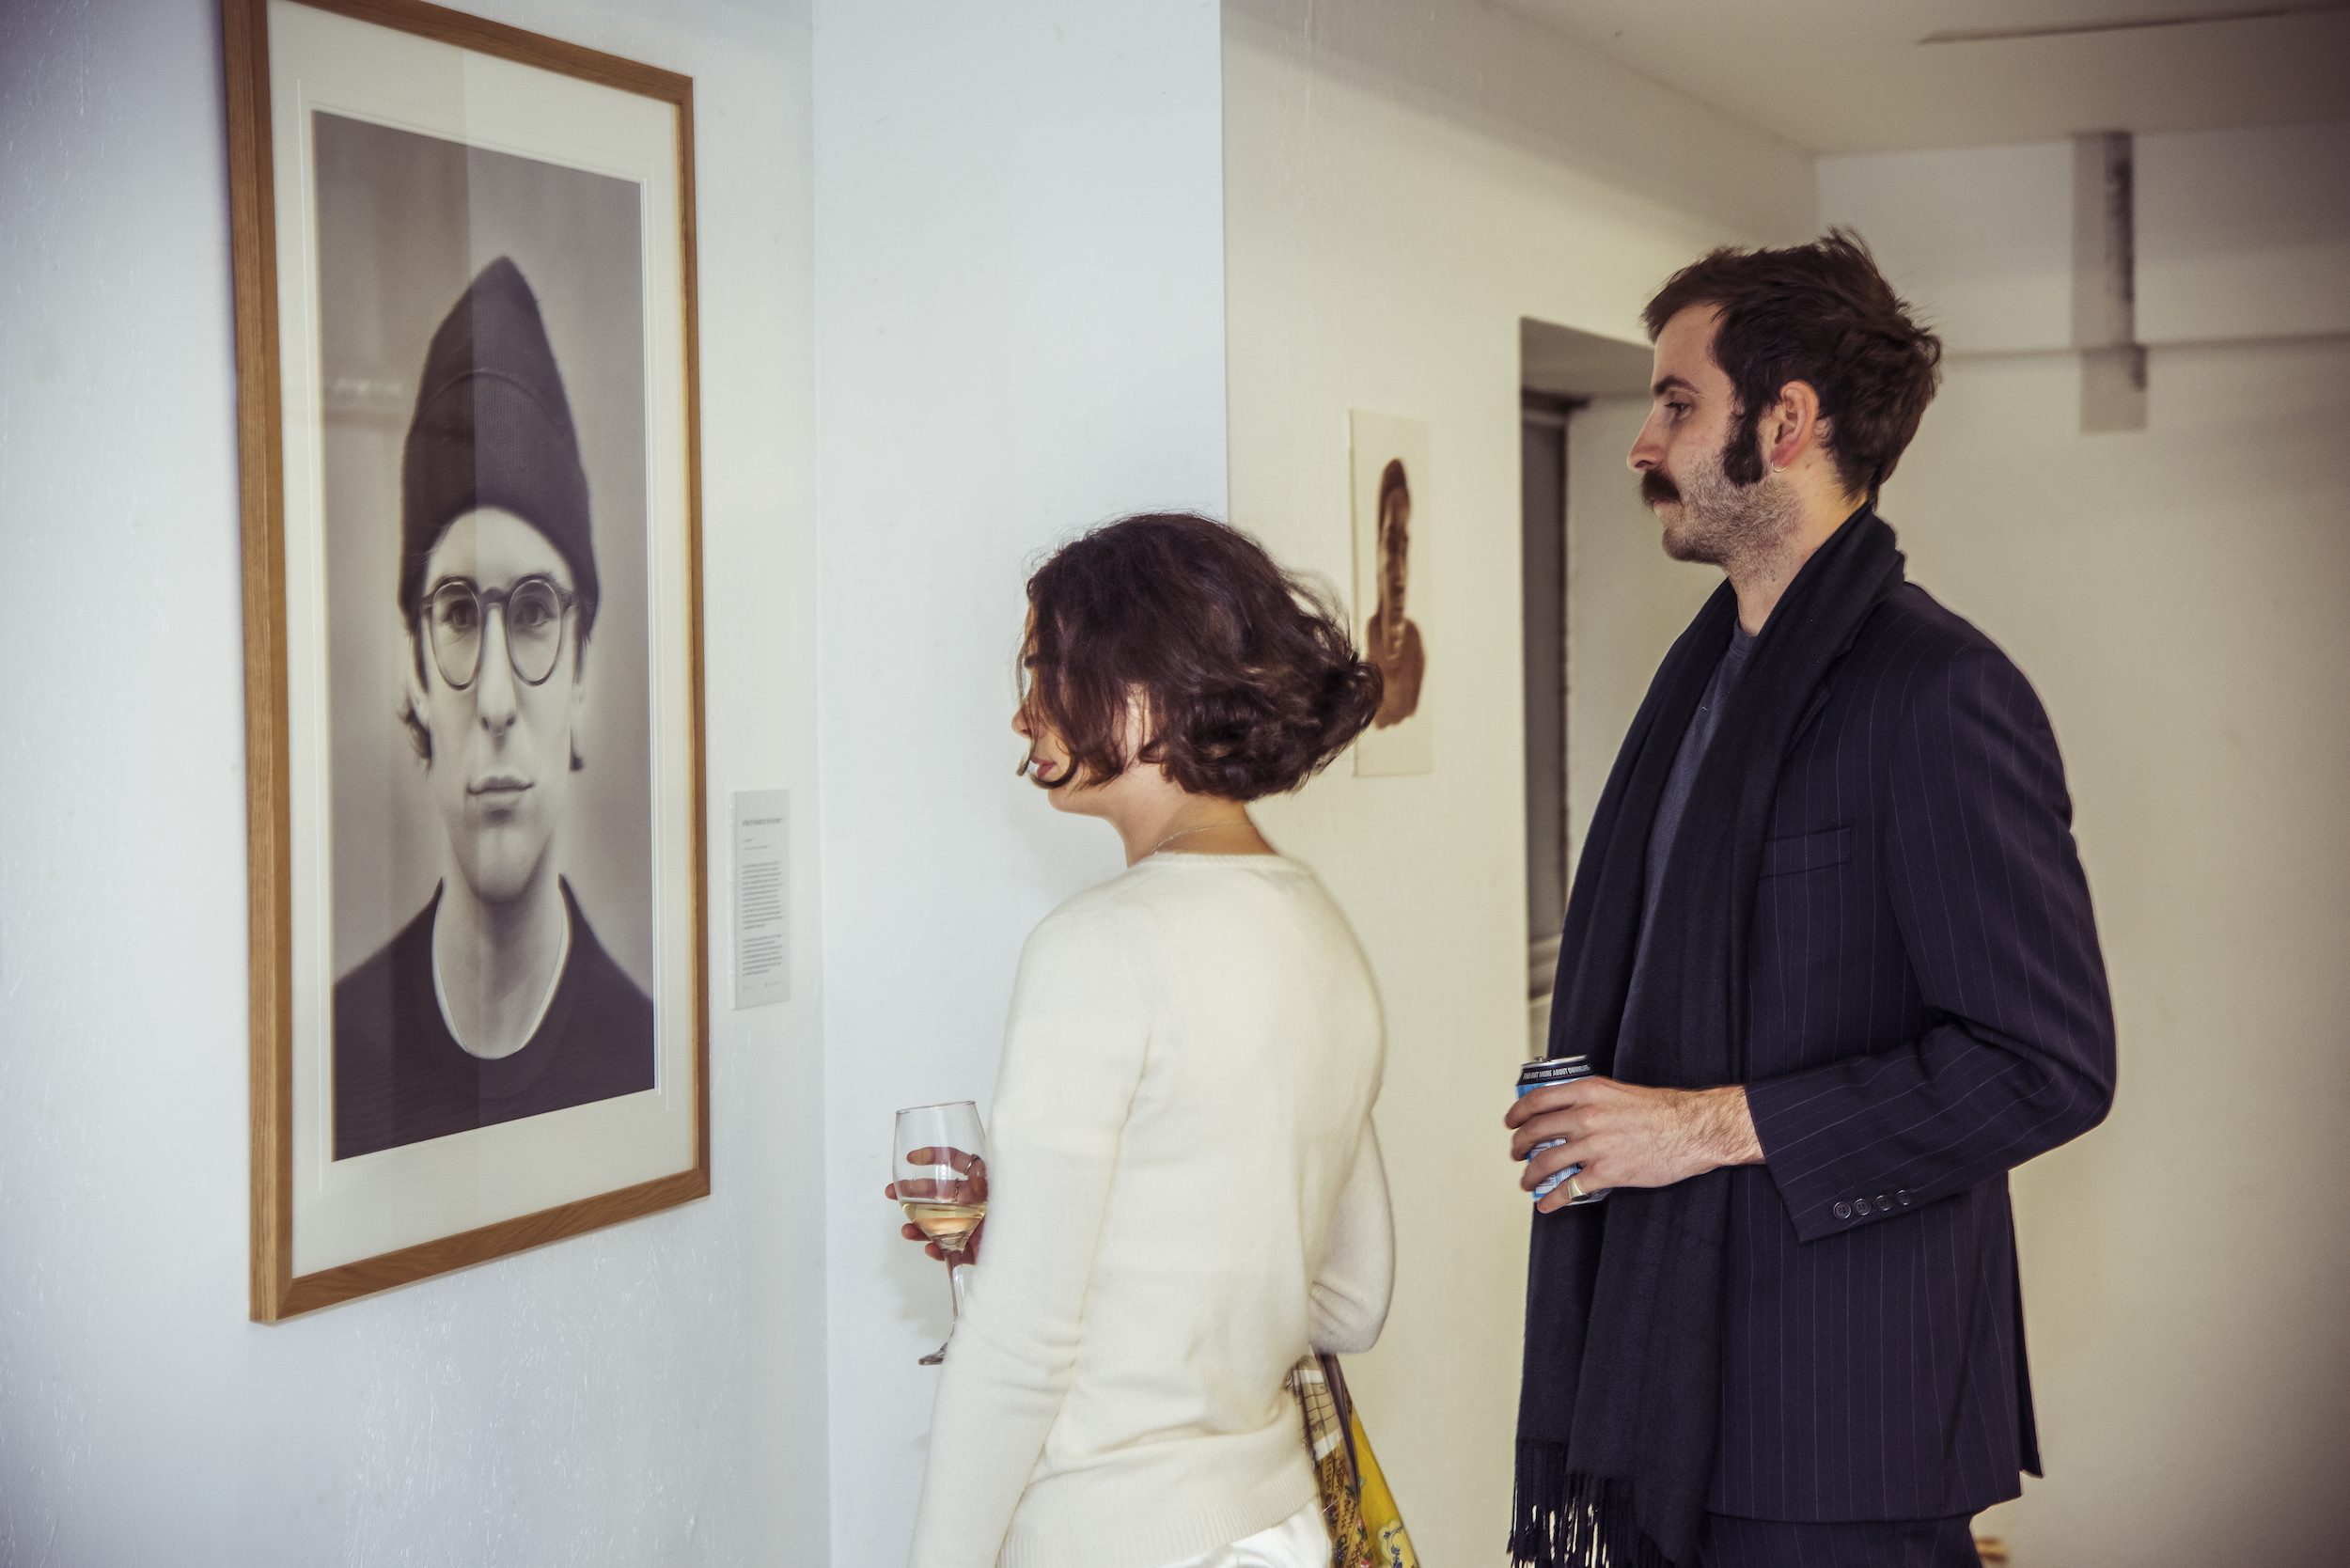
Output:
[920,1252,969,1366]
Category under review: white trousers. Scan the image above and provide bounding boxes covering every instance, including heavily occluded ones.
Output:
[1155,1502,1330,1568]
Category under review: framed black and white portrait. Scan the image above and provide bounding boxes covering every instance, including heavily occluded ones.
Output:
[225,0,708,1320]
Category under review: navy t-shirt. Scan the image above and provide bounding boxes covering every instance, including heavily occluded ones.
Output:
[1617,619,1757,1054]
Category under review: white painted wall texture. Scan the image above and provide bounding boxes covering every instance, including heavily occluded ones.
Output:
[0,1,828,1562]
[808,4,1228,1564]
[1221,4,1811,1560]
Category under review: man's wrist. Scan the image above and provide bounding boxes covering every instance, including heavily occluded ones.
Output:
[1704,1085,1764,1168]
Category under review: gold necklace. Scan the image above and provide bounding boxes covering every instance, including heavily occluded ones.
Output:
[1150,822,1240,856]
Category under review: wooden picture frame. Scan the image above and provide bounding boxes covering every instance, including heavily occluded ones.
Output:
[224,0,708,1321]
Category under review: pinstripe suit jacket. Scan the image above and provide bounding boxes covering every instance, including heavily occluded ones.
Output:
[1706,581,2114,1522]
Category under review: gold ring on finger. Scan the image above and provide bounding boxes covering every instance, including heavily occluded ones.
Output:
[1565,1174,1586,1201]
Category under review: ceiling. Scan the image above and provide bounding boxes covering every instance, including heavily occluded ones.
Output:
[1492,0,2350,153]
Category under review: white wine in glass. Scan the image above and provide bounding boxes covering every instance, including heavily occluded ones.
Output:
[899,1200,986,1248]
[894,1101,989,1365]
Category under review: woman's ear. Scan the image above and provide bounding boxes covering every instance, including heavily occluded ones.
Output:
[1120,685,1159,768]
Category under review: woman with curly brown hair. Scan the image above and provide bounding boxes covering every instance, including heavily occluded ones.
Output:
[899,513,1394,1568]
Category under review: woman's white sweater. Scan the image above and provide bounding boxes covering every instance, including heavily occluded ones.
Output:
[909,855,1393,1568]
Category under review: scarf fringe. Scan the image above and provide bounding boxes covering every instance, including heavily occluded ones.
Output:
[1508,1441,1675,1568]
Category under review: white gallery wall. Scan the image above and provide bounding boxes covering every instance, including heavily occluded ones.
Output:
[1812,124,2350,1568]
[0,1,829,1562]
[807,3,1229,1564]
[1221,2,1811,1559]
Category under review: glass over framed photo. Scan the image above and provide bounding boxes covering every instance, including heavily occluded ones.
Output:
[224,0,708,1320]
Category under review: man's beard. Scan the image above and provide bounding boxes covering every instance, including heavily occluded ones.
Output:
[1642,431,1797,568]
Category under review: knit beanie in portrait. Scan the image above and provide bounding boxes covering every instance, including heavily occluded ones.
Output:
[399,255,598,636]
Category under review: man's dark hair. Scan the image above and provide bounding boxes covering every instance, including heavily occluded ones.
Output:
[1642,227,1942,495]
[1023,512,1382,801]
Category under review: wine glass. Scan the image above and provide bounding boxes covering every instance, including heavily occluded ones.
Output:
[893,1101,989,1366]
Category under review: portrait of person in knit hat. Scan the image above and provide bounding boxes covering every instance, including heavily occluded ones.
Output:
[244,41,705,1299]
[327,243,655,1159]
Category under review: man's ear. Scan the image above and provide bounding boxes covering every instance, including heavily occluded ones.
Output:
[569,650,589,772]
[1764,381,1824,473]
[400,634,433,762]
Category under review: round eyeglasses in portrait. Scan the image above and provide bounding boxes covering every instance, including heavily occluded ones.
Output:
[422,573,579,690]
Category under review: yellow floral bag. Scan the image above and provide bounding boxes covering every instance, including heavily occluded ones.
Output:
[1287,1354,1419,1568]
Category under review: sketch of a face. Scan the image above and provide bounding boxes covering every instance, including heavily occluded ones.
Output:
[407,507,586,906]
[1378,482,1412,619]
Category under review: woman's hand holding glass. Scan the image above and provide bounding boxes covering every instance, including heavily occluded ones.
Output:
[889,1102,990,1365]
[886,1142,989,1262]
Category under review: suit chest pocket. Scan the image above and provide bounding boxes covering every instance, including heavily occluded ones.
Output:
[1759,824,1849,878]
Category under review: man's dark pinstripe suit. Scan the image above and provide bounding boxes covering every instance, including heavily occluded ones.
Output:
[1707,579,2115,1525]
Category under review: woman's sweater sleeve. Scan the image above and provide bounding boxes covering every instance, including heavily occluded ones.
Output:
[907,910,1152,1568]
[1308,1120,1393,1356]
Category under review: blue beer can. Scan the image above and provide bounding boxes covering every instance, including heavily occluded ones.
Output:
[1516,1056,1608,1204]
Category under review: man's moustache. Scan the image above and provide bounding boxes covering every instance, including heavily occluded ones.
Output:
[1640,470,1681,506]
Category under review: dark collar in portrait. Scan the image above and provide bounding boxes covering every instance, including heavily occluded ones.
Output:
[332,879,655,1159]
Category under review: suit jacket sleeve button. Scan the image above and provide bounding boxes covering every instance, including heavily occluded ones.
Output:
[1833,1200,1853,1219]
[1875,1195,1889,1211]
[1896,1190,1912,1207]
[1855,1198,1872,1215]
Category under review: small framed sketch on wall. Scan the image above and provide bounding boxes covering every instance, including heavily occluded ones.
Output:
[1350,410,1433,776]
[223,0,709,1319]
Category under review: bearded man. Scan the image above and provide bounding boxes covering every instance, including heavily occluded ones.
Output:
[1503,232,2115,1568]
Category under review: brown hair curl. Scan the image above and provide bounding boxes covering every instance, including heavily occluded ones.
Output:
[1023,513,1382,801]
[1642,227,1942,495]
